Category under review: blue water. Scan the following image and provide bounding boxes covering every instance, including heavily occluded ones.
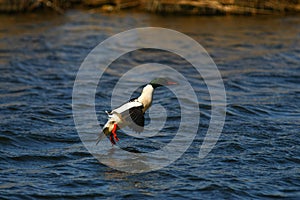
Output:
[1,11,300,199]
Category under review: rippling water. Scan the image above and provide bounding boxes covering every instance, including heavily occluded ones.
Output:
[0,11,300,199]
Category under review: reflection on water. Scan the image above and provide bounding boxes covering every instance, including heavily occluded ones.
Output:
[0,10,300,199]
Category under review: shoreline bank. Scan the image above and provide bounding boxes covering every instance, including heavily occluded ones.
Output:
[1,0,300,15]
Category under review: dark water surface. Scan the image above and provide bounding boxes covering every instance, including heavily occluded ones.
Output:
[0,10,300,199]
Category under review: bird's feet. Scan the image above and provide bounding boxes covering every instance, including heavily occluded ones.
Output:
[109,124,119,145]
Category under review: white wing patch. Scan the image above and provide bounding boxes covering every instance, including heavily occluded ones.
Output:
[112,101,143,114]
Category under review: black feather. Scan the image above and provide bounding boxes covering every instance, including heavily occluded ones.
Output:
[128,106,144,133]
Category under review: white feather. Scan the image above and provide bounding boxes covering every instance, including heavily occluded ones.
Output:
[137,84,154,112]
[112,101,143,114]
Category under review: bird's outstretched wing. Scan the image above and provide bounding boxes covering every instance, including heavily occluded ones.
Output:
[109,100,145,133]
[111,101,142,114]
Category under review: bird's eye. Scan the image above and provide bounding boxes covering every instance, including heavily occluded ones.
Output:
[110,121,115,124]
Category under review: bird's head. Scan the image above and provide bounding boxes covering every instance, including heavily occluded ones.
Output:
[150,77,178,89]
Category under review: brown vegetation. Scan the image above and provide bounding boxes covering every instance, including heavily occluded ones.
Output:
[144,0,300,15]
[0,0,300,14]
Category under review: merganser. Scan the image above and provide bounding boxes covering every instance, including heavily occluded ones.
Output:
[97,78,177,145]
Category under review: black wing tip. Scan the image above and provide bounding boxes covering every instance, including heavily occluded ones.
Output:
[127,106,145,133]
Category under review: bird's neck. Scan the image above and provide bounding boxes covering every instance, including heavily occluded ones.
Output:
[137,84,154,112]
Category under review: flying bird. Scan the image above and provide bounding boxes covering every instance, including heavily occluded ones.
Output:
[97,78,177,145]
